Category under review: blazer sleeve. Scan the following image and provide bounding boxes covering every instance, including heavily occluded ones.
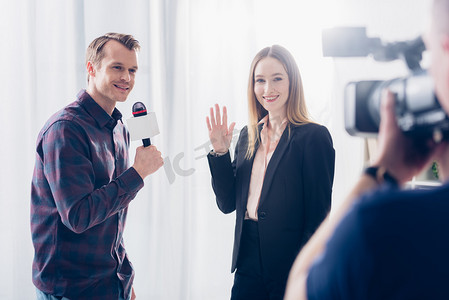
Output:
[301,125,335,245]
[206,127,246,214]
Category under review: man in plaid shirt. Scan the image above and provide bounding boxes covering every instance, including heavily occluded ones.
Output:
[31,33,163,300]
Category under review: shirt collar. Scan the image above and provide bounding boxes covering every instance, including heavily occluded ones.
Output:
[258,115,288,129]
[258,114,288,145]
[77,89,123,130]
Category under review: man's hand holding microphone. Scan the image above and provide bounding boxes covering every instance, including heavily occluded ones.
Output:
[128,101,164,179]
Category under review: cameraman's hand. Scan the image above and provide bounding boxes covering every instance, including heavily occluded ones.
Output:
[372,90,442,184]
[132,145,164,179]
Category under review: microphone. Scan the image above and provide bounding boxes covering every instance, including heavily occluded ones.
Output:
[132,102,151,147]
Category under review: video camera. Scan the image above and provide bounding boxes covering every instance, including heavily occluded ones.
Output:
[322,27,449,141]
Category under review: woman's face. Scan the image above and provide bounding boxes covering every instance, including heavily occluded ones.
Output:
[254,56,290,118]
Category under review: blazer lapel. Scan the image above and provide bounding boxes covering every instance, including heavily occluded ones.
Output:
[258,126,292,207]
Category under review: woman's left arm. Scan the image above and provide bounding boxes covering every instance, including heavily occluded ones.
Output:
[300,125,335,245]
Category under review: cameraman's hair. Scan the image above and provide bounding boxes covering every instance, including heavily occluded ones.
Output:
[433,0,449,34]
[245,45,311,159]
[85,33,140,83]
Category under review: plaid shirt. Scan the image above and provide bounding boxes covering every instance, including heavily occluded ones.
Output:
[31,90,144,300]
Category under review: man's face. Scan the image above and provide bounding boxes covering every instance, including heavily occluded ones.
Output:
[89,40,138,106]
[426,19,449,115]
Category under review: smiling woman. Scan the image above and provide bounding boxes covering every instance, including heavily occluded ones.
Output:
[206,44,335,299]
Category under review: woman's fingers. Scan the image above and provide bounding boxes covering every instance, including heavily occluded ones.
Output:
[223,106,228,128]
[206,116,212,131]
[209,106,216,128]
[209,104,232,134]
[215,103,221,127]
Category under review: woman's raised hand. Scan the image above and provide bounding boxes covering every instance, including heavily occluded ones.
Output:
[206,104,236,153]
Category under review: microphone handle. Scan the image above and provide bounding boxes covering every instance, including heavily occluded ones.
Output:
[143,138,151,147]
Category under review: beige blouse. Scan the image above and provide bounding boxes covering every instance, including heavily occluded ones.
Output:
[245,115,287,221]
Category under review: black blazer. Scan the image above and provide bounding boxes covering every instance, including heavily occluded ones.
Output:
[207,123,335,279]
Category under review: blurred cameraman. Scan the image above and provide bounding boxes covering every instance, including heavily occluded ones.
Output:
[284,0,449,299]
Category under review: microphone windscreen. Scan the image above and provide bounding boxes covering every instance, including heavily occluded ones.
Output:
[126,112,160,141]
[132,102,147,117]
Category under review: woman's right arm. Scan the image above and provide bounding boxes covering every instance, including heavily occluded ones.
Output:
[206,104,238,213]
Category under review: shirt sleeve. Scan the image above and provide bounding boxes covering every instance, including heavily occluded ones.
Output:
[306,205,372,300]
[206,127,247,214]
[41,120,144,234]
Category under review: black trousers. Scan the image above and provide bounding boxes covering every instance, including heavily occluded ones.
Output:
[231,220,287,300]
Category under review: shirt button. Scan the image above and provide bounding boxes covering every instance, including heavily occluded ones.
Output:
[259,212,266,220]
